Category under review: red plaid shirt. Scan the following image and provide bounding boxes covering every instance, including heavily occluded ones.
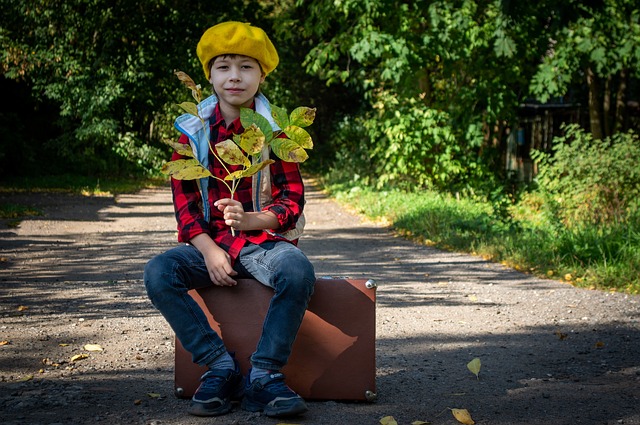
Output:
[170,102,304,262]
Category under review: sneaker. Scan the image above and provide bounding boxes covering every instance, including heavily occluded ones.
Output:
[188,361,244,417]
[241,371,308,417]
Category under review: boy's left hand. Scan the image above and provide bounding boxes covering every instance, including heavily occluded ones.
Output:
[215,198,248,231]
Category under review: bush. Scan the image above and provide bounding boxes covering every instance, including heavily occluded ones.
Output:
[532,124,640,227]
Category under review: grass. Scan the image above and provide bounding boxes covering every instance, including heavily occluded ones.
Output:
[320,179,640,294]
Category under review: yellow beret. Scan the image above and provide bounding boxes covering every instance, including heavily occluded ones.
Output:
[196,21,279,80]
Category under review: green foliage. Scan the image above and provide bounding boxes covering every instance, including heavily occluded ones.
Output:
[290,0,560,195]
[0,0,270,177]
[530,0,640,102]
[532,124,640,226]
[322,178,640,293]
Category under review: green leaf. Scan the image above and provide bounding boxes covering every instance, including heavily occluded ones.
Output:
[224,159,275,180]
[161,159,212,180]
[284,125,313,149]
[271,138,309,163]
[176,101,200,117]
[162,140,194,158]
[289,107,316,128]
[240,108,274,144]
[271,104,290,129]
[236,124,266,156]
[215,139,251,167]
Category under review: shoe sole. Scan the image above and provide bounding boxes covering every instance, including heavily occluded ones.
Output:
[241,397,308,417]
[188,401,233,417]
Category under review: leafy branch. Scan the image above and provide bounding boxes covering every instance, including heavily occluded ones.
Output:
[161,71,316,233]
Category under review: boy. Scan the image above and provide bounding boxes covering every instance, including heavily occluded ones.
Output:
[144,21,315,418]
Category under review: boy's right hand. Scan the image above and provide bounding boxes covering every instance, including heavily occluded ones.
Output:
[190,234,238,286]
[202,246,237,286]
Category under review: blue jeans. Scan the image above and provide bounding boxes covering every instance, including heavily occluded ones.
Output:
[144,240,315,371]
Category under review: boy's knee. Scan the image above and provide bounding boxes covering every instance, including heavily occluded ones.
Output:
[143,255,170,297]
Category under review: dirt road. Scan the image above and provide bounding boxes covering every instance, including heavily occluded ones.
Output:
[1,183,639,425]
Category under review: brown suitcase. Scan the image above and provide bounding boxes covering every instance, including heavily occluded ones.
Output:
[174,277,377,402]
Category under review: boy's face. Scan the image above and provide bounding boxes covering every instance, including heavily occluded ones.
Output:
[209,54,265,111]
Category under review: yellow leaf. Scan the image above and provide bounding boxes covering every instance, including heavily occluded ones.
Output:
[59,343,70,347]
[176,101,200,118]
[289,106,316,128]
[162,140,194,158]
[225,159,275,180]
[380,416,398,425]
[271,138,309,163]
[147,393,161,398]
[467,358,481,379]
[70,353,89,362]
[451,408,475,425]
[284,125,313,149]
[83,344,103,352]
[412,421,431,425]
[19,375,33,382]
[555,330,568,340]
[215,139,251,167]
[161,159,212,180]
[174,71,198,91]
[18,305,28,311]
[0,340,9,346]
[236,124,266,156]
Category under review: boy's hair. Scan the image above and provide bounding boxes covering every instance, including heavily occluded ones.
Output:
[197,21,279,80]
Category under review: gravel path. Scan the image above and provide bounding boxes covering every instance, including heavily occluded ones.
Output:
[1,183,639,425]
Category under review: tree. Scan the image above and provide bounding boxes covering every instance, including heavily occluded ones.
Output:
[0,0,271,176]
[286,0,558,192]
[530,0,640,139]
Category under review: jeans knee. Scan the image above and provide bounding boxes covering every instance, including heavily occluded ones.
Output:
[280,255,315,298]
[143,255,172,301]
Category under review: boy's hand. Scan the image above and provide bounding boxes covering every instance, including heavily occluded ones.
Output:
[215,198,249,231]
[203,247,237,286]
[214,198,279,232]
[190,233,237,286]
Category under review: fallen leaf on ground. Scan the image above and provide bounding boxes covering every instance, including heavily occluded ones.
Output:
[59,343,70,347]
[452,408,475,424]
[70,353,89,362]
[412,421,431,425]
[134,399,142,405]
[380,416,398,425]
[467,358,481,379]
[147,393,162,398]
[0,340,10,346]
[555,330,568,340]
[19,375,33,382]
[17,305,28,311]
[83,344,103,352]
[595,341,605,348]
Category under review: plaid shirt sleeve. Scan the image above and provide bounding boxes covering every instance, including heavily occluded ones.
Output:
[263,148,305,233]
[170,133,210,243]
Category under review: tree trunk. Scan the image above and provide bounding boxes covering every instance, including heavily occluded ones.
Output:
[603,75,612,138]
[586,67,604,140]
[614,68,628,134]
